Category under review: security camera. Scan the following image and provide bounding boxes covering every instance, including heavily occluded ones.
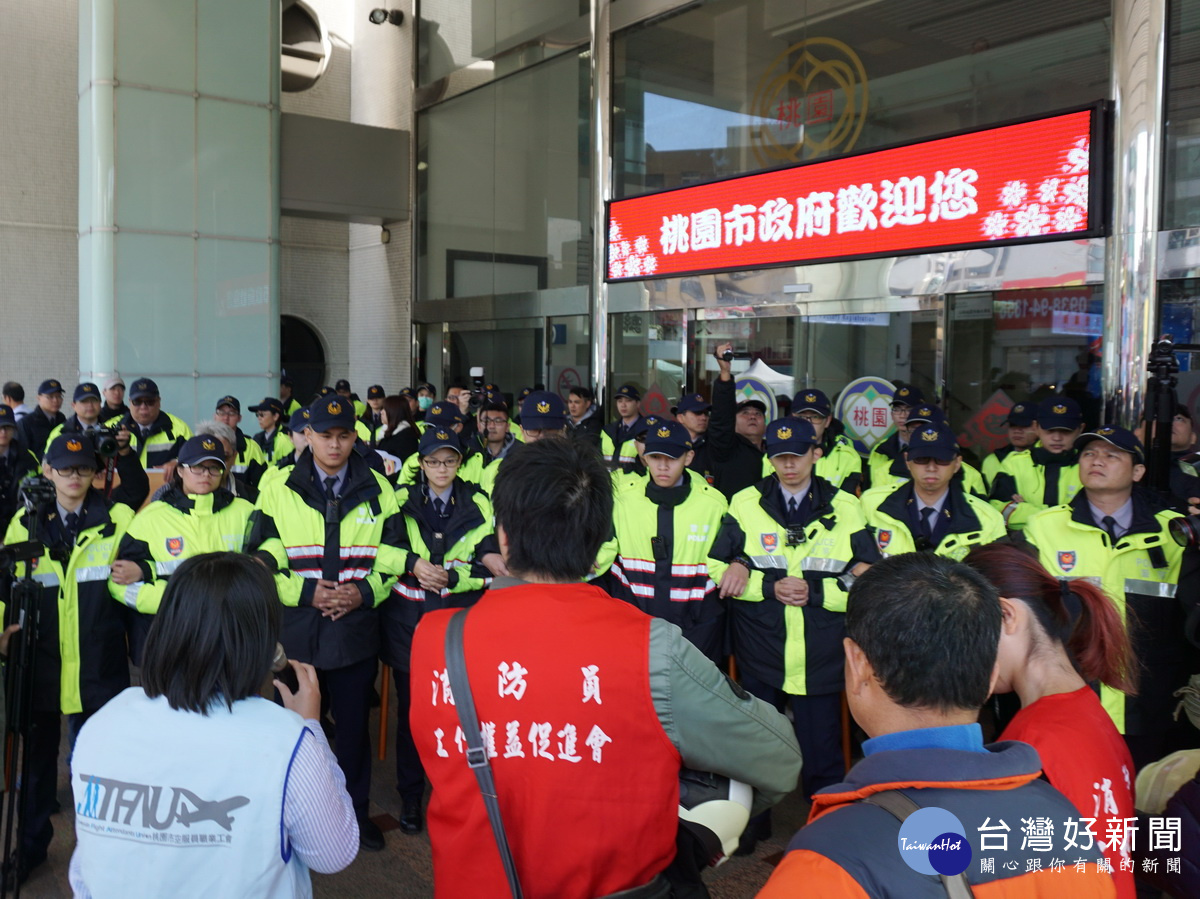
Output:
[368,8,404,26]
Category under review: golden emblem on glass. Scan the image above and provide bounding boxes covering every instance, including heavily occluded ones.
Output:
[750,37,868,165]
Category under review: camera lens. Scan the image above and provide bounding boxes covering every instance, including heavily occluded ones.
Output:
[722,350,734,362]
[1169,515,1200,548]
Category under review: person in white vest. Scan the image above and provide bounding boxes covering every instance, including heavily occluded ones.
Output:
[69,552,358,898]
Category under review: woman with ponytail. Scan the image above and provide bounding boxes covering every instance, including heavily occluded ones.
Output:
[965,542,1136,898]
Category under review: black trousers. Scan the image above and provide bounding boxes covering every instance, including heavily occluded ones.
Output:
[739,673,844,798]
[318,656,378,814]
[392,666,426,803]
[22,711,61,866]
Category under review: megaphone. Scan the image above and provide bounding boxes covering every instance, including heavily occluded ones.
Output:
[678,768,753,867]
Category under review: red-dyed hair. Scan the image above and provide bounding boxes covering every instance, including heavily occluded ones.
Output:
[963,542,1136,695]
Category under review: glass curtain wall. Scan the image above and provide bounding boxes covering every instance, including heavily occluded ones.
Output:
[1164,0,1200,230]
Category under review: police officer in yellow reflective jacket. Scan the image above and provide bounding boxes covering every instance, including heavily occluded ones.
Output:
[595,420,733,662]
[861,423,1005,560]
[717,418,879,805]
[248,396,407,852]
[381,426,498,836]
[981,401,1038,489]
[117,378,192,469]
[872,403,987,497]
[778,388,863,494]
[398,402,484,486]
[213,395,268,492]
[2,435,147,882]
[249,396,293,464]
[1024,426,1200,770]
[866,384,924,487]
[990,395,1084,529]
[601,383,645,470]
[113,435,255,660]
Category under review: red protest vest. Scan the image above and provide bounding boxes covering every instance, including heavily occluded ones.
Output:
[410,582,681,899]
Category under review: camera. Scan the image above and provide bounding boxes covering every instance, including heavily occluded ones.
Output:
[1170,515,1200,549]
[722,350,734,362]
[88,426,120,459]
[785,525,807,546]
[469,366,485,411]
[18,476,57,510]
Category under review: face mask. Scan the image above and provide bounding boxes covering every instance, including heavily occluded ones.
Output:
[418,396,433,411]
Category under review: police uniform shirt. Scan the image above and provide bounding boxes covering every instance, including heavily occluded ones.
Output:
[317,463,348,499]
[914,490,949,542]
[56,501,82,545]
[1087,496,1133,540]
[426,484,453,527]
[778,478,812,525]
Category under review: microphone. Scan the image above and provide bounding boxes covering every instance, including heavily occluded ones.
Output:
[271,643,300,693]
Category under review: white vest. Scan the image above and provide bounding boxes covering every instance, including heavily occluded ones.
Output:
[70,689,311,899]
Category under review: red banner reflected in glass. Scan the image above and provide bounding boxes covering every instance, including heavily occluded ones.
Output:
[606,106,1105,282]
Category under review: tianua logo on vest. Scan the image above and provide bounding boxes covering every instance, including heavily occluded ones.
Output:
[75,772,249,845]
[896,805,972,877]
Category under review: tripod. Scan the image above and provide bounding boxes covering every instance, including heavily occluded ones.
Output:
[1144,337,1200,506]
[0,479,61,897]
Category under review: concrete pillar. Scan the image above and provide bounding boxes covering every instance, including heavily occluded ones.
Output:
[78,0,280,425]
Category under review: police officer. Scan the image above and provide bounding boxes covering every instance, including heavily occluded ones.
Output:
[2,435,146,883]
[249,396,292,463]
[672,393,715,485]
[718,418,879,806]
[19,379,66,458]
[335,378,368,418]
[787,388,862,494]
[476,400,518,467]
[358,384,387,447]
[981,401,1038,488]
[990,395,1084,529]
[258,407,311,492]
[0,405,38,534]
[118,378,192,469]
[874,403,988,497]
[866,384,924,488]
[381,426,498,836]
[248,396,406,851]
[601,384,645,469]
[397,401,484,485]
[860,422,1005,560]
[477,391,568,498]
[595,419,734,664]
[113,435,256,660]
[213,395,268,492]
[1023,425,1200,770]
[279,373,301,418]
[46,382,105,446]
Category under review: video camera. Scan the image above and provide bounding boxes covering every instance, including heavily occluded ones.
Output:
[87,426,120,459]
[1143,337,1200,549]
[468,366,485,412]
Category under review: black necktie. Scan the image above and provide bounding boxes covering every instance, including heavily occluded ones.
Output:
[433,497,447,519]
[919,506,935,541]
[1102,515,1118,543]
[140,426,151,441]
[64,511,79,543]
[787,497,798,520]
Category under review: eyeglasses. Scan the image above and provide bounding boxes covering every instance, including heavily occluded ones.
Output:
[796,413,825,423]
[54,467,97,478]
[480,417,508,426]
[131,398,158,407]
[422,458,460,469]
[181,464,224,476]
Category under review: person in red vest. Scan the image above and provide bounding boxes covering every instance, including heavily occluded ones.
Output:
[409,437,801,899]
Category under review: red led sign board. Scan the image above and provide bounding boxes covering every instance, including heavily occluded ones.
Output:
[606,106,1104,282]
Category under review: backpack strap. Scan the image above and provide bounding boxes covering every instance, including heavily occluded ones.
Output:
[860,790,975,899]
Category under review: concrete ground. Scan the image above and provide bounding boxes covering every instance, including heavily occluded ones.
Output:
[19,683,811,898]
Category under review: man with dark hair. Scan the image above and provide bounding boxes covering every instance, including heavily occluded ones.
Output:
[476,399,517,465]
[759,552,1117,897]
[789,388,863,494]
[409,438,801,899]
[981,401,1037,488]
[708,342,768,499]
[19,378,66,458]
[566,385,602,447]
[249,396,291,463]
[117,378,192,469]
[2,381,30,421]
[213,395,268,492]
